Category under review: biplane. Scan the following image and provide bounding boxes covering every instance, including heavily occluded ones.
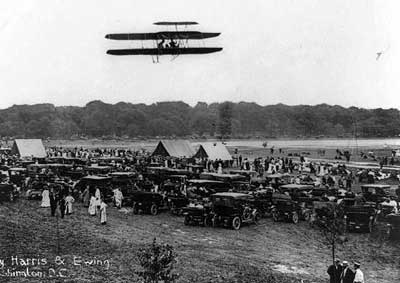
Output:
[105,21,222,62]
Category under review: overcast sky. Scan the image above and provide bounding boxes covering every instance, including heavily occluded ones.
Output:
[0,0,398,109]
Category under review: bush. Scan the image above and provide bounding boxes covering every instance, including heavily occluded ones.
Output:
[136,238,179,283]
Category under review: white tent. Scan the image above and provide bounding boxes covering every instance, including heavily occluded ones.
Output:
[194,142,232,161]
[11,139,46,158]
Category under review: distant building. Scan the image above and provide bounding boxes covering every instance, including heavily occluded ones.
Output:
[152,140,195,158]
[11,139,47,158]
[194,142,232,161]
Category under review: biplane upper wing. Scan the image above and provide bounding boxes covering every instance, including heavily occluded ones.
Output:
[107,47,222,56]
[105,31,220,41]
[153,21,198,25]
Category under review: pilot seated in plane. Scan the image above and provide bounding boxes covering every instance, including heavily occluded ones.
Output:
[168,39,179,49]
[157,39,165,49]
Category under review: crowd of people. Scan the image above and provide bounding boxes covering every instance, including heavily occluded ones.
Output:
[1,144,400,283]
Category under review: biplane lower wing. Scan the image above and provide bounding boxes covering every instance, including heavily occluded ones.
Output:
[105,31,220,40]
[106,47,222,56]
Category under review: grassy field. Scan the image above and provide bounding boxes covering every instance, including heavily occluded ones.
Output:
[1,198,399,283]
[1,139,399,282]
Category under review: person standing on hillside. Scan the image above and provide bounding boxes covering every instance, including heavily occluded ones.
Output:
[49,188,58,217]
[353,262,364,283]
[100,199,107,225]
[59,194,66,219]
[340,261,354,283]
[64,193,75,215]
[327,258,342,283]
[88,194,96,216]
[41,185,51,208]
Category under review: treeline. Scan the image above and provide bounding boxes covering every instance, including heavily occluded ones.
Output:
[0,100,399,139]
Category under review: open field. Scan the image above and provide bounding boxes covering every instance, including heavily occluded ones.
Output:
[1,198,399,283]
[42,138,400,163]
[1,138,400,282]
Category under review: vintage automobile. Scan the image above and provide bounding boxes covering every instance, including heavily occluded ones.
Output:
[26,163,73,177]
[131,191,167,215]
[279,184,313,198]
[199,172,247,183]
[0,183,19,202]
[249,188,274,216]
[74,175,114,202]
[386,214,400,240]
[361,184,396,203]
[182,204,213,226]
[186,179,231,200]
[228,170,258,182]
[8,167,27,188]
[26,181,46,200]
[210,192,260,230]
[85,165,113,175]
[109,172,138,206]
[343,204,377,233]
[271,194,303,224]
[161,180,189,215]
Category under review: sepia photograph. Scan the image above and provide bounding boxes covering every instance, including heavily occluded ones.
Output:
[0,1,399,282]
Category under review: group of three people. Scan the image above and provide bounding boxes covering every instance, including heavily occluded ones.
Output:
[41,186,75,218]
[328,259,364,283]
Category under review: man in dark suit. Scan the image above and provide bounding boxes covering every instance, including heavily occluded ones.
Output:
[49,188,57,217]
[327,258,342,283]
[340,261,354,283]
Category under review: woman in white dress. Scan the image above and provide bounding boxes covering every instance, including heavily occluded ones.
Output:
[65,194,75,215]
[41,186,51,208]
[88,195,96,216]
[100,199,107,225]
[95,187,101,214]
[114,188,123,209]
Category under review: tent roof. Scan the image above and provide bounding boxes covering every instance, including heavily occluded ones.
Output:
[12,139,46,158]
[195,142,232,161]
[152,140,195,158]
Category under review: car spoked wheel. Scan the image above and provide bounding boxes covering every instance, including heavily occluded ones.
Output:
[232,216,242,230]
[204,215,213,227]
[292,212,299,224]
[304,211,311,222]
[150,204,158,216]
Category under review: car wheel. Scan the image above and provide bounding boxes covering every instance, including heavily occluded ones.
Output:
[150,204,158,216]
[303,211,311,222]
[232,216,242,230]
[292,212,299,224]
[184,215,190,226]
[204,216,212,227]
[132,203,139,214]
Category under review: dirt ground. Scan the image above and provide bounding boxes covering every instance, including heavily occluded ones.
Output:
[1,198,399,283]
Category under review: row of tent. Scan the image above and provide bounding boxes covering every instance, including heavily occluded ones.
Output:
[152,140,232,160]
[5,139,232,161]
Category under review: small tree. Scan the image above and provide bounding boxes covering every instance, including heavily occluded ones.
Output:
[136,238,179,283]
[315,205,346,282]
